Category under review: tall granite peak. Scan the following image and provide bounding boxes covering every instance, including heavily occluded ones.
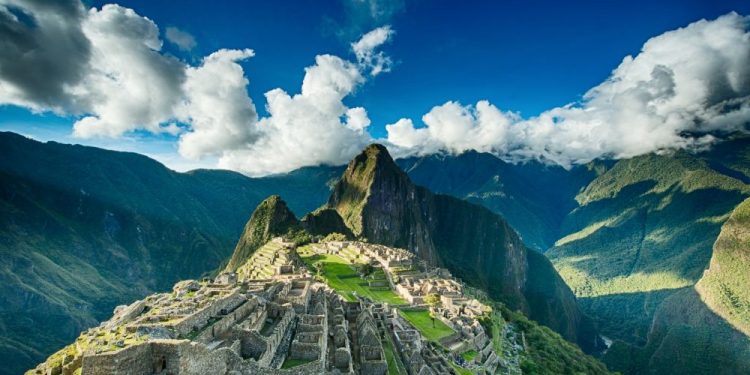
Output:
[329,143,437,263]
[224,195,299,271]
[327,144,603,352]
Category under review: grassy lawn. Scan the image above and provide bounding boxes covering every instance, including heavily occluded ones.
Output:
[281,357,313,369]
[399,309,455,342]
[461,349,478,362]
[299,251,406,305]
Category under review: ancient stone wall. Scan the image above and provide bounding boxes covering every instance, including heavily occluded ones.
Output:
[176,343,234,375]
[171,292,245,337]
[238,329,267,360]
[238,359,327,375]
[196,297,257,343]
[150,341,183,374]
[81,342,153,375]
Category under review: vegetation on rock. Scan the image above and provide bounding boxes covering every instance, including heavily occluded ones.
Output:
[224,195,303,272]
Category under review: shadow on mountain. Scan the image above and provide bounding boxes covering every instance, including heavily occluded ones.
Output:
[602,287,750,375]
[551,184,747,283]
[399,152,600,251]
[579,288,682,346]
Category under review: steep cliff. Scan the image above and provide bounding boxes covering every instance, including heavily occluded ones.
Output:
[300,207,354,238]
[696,196,750,336]
[326,144,602,352]
[328,144,438,263]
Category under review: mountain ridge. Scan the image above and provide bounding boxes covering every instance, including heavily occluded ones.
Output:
[0,132,339,375]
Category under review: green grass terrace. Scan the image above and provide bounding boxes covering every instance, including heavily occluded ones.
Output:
[297,247,406,305]
[398,309,455,342]
[281,357,314,369]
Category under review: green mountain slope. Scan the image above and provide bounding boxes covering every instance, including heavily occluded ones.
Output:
[0,132,338,375]
[223,195,303,271]
[696,196,750,335]
[398,152,605,251]
[325,144,603,353]
[396,137,750,374]
[636,196,750,375]
[546,150,750,346]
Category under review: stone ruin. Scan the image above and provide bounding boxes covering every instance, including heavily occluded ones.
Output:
[30,238,504,375]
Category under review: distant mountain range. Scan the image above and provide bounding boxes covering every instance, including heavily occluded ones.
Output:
[2,131,750,374]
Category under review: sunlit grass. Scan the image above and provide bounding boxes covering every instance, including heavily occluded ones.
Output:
[398,309,454,342]
[555,218,616,247]
[299,250,406,305]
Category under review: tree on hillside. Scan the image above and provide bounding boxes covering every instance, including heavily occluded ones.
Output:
[425,293,442,327]
[359,262,374,277]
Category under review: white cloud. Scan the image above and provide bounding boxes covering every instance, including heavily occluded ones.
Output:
[344,107,371,133]
[177,48,258,159]
[386,12,750,167]
[216,53,373,176]
[165,26,196,51]
[352,25,394,75]
[0,0,394,175]
[72,4,185,138]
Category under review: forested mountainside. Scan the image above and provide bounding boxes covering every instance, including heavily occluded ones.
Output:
[5,130,750,374]
[397,152,606,251]
[401,136,750,374]
[603,195,750,375]
[0,132,340,375]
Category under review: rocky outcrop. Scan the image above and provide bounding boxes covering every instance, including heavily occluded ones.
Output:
[300,208,353,238]
[325,144,602,352]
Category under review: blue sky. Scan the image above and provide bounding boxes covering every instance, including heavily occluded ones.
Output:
[1,0,749,173]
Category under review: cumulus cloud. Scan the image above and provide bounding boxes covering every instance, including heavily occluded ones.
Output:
[72,4,186,138]
[386,12,750,167]
[215,53,373,175]
[2,1,749,176]
[181,27,394,175]
[0,0,395,175]
[352,25,394,75]
[165,26,196,51]
[177,49,257,159]
[0,1,187,138]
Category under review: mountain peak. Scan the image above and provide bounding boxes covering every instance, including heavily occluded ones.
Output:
[362,143,391,158]
[224,195,299,271]
[328,143,410,236]
[347,143,400,176]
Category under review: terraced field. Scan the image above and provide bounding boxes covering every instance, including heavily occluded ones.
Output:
[298,247,406,305]
[398,309,455,342]
[236,240,289,280]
